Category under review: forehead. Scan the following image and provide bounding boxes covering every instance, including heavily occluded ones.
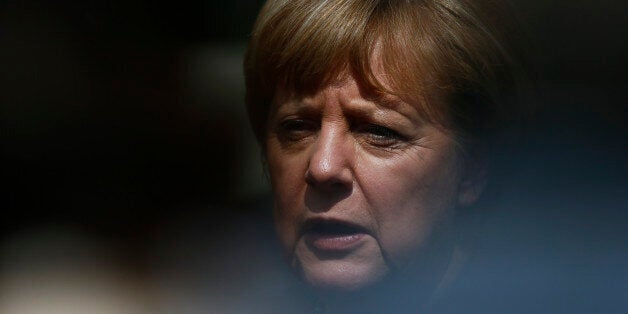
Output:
[281,37,438,98]
[273,34,446,116]
[273,71,428,126]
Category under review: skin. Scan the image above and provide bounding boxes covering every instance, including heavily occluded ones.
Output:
[265,69,482,292]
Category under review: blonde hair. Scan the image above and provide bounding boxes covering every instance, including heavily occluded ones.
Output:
[244,0,528,146]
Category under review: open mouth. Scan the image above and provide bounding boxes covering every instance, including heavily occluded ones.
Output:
[304,220,364,235]
[302,219,367,251]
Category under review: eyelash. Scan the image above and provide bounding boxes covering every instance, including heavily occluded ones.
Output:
[276,119,405,147]
[359,124,405,147]
[277,119,317,141]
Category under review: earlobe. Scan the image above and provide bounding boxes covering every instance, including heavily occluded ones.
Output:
[457,174,487,207]
[457,152,488,207]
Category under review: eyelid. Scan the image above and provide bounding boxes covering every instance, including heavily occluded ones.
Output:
[272,102,321,122]
[279,118,318,131]
[364,123,394,134]
[273,117,319,144]
[355,123,408,149]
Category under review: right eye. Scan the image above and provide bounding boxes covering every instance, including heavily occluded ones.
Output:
[276,119,318,142]
[359,123,405,147]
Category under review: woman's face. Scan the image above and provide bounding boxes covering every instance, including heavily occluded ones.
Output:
[265,71,477,291]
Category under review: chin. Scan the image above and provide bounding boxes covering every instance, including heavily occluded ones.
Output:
[295,251,389,291]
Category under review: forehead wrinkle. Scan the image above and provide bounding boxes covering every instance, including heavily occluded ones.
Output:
[269,98,319,123]
[276,73,348,109]
[275,61,429,123]
[345,92,424,126]
[353,47,429,124]
[277,75,423,126]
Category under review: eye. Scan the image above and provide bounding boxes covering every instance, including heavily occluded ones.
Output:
[276,118,318,142]
[359,124,405,147]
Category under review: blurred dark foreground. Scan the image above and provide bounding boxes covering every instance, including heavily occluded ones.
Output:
[1,0,626,313]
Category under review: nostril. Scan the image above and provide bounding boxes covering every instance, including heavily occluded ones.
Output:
[305,170,316,186]
[304,178,353,213]
[305,169,351,191]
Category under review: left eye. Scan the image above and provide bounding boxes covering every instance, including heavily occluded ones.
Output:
[359,124,404,146]
[276,118,318,142]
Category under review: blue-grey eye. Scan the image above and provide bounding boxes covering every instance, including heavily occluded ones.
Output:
[366,124,398,138]
[280,119,310,131]
[277,119,317,142]
[361,124,404,146]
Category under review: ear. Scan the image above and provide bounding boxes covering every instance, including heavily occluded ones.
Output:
[457,148,488,207]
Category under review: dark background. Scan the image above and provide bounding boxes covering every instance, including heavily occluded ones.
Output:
[1,0,626,312]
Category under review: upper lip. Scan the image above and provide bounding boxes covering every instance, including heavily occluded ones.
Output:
[301,217,369,236]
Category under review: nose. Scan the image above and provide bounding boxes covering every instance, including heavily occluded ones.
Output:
[305,124,353,190]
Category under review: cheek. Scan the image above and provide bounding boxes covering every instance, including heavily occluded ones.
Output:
[266,143,306,251]
[358,147,461,265]
[267,141,303,203]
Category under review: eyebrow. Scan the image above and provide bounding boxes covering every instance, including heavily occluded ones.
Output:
[270,99,321,119]
[374,94,405,110]
[349,95,422,124]
[273,91,421,124]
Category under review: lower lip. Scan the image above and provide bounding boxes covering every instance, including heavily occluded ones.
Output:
[304,233,366,251]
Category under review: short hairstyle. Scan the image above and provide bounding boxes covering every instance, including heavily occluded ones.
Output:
[244,0,529,147]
